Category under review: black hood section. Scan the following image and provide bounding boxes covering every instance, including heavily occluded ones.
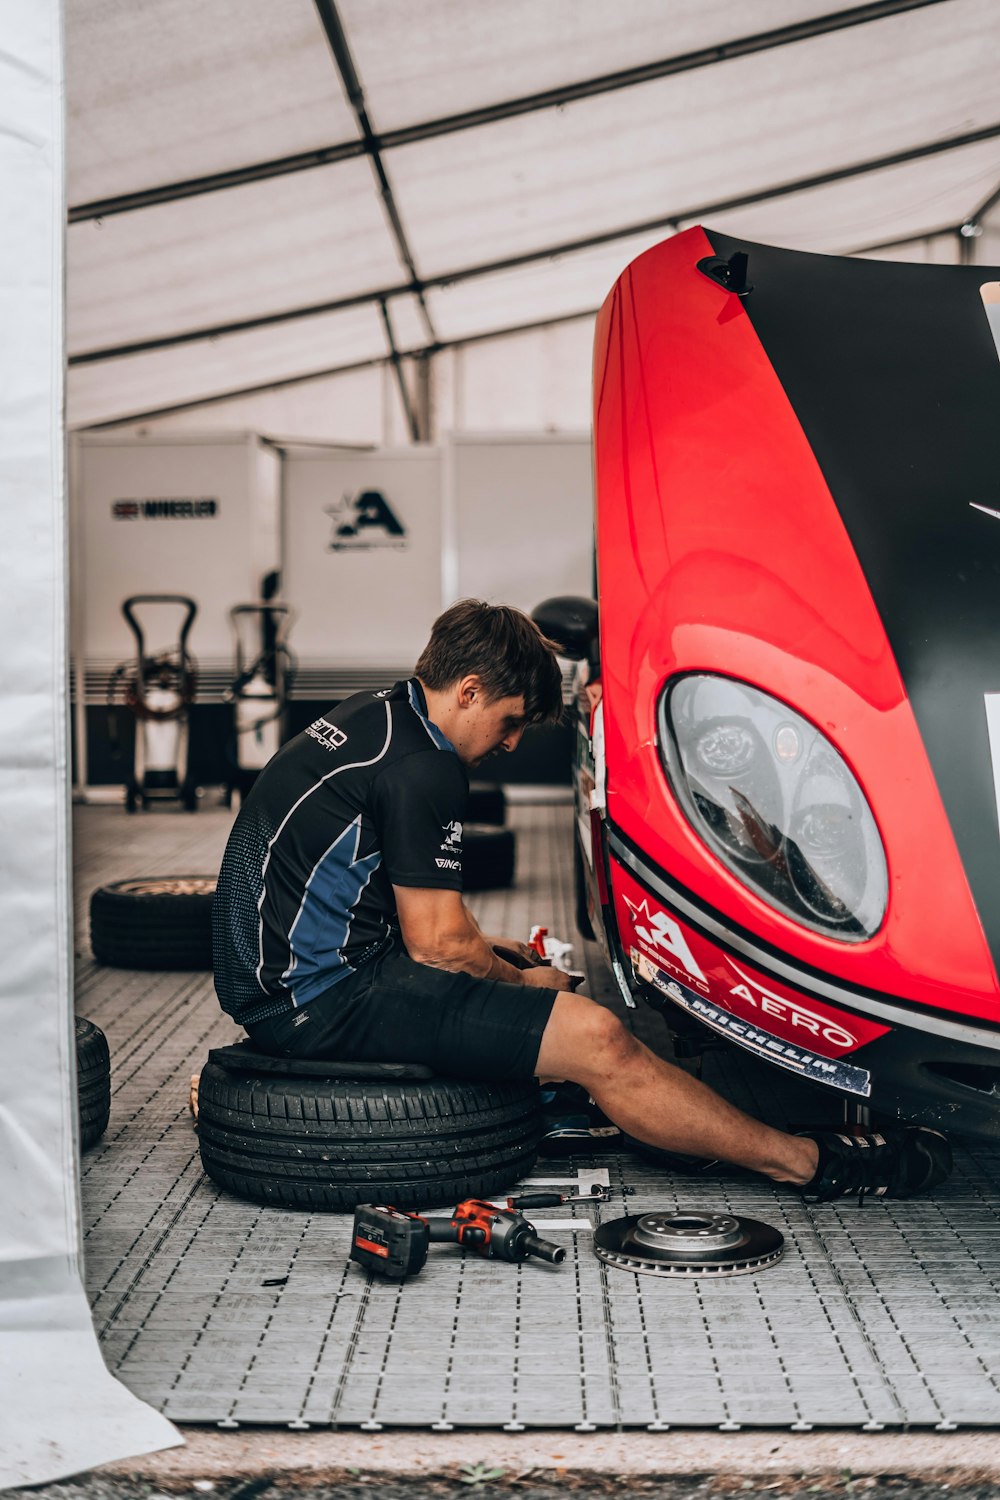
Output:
[706,229,1000,981]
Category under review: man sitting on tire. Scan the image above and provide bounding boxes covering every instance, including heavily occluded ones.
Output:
[212,600,951,1205]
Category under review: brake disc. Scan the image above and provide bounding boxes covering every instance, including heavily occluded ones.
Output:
[594,1209,784,1278]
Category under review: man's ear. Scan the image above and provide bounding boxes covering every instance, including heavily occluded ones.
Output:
[457,673,484,708]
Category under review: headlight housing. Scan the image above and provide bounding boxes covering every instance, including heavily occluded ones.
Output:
[659,675,887,940]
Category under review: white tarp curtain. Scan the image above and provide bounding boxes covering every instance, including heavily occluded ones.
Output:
[64,0,1000,429]
[0,2,180,1486]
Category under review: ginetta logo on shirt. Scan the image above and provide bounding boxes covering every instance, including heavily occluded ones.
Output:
[305,717,348,752]
[436,820,463,869]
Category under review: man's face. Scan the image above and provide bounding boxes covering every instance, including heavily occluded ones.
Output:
[458,690,528,767]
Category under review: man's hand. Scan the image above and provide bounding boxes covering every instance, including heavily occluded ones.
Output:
[521,964,576,992]
[487,937,538,965]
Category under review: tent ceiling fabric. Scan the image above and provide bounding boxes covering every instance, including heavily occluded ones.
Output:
[66,0,1000,427]
[384,1,994,272]
[334,0,848,132]
[69,304,388,429]
[68,161,404,350]
[67,0,356,203]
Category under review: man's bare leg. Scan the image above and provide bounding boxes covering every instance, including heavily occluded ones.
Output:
[535,991,819,1187]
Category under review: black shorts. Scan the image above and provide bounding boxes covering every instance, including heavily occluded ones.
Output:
[245,941,557,1081]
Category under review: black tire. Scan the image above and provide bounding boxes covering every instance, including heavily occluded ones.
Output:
[76,1017,110,1150]
[90,875,216,969]
[462,824,516,891]
[197,1063,543,1212]
[574,835,596,941]
[467,782,507,826]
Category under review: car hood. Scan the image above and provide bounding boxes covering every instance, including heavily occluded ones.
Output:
[593,225,1000,1017]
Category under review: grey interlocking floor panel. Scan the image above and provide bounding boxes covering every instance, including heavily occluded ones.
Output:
[74,799,1000,1429]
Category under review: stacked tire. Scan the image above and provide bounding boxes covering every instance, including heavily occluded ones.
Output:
[76,1017,111,1150]
[197,1049,542,1212]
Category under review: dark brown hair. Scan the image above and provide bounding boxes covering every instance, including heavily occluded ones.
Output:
[415,600,564,725]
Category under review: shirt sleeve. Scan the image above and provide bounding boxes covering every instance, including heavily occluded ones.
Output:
[371,750,469,889]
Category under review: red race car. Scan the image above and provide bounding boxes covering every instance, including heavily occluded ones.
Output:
[536,226,1000,1137]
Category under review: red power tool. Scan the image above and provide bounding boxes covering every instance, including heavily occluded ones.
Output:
[351,1197,567,1280]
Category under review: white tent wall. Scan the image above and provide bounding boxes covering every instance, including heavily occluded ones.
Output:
[0,2,180,1486]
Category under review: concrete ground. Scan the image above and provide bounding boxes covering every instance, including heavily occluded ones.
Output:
[10,1428,1000,1499]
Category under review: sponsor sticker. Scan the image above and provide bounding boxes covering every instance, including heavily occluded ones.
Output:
[633,951,873,1097]
[326,489,408,552]
[112,497,218,519]
[612,859,889,1061]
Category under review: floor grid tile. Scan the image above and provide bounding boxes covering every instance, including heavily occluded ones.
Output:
[74,799,1000,1429]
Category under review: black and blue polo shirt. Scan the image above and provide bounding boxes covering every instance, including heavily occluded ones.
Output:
[212,678,468,1027]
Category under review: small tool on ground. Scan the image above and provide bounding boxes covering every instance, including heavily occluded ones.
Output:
[507,1183,611,1209]
[351,1197,567,1280]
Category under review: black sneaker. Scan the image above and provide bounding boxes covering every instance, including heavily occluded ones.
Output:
[798,1126,952,1203]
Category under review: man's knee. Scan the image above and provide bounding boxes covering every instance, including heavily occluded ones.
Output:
[536,994,639,1082]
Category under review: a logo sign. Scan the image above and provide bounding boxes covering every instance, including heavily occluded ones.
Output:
[726,960,856,1049]
[112,498,218,520]
[623,894,708,988]
[326,490,408,552]
[436,820,463,869]
[305,717,348,752]
[612,859,889,1061]
[633,951,873,1097]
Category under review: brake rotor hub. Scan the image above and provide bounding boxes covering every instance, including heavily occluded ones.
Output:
[594,1209,784,1278]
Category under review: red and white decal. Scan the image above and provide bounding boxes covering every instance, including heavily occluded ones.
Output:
[613,860,889,1058]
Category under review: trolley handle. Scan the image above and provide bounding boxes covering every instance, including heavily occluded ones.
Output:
[122,595,198,660]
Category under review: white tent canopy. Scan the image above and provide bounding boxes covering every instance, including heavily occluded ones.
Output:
[66,0,1000,437]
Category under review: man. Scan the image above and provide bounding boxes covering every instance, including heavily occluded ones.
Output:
[213,599,951,1204]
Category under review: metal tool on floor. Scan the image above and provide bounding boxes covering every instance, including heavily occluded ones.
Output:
[507,1183,613,1209]
[351,1197,567,1280]
[594,1209,784,1279]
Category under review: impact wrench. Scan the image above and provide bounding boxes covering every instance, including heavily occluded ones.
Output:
[351,1198,567,1280]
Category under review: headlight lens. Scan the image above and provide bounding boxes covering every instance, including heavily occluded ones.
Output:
[659,675,887,940]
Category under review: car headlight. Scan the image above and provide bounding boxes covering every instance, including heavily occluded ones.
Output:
[658,675,887,940]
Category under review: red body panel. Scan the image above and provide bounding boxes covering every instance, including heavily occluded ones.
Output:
[593,226,999,1021]
[612,858,889,1059]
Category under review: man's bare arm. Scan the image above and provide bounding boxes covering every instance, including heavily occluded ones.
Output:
[392,886,570,989]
